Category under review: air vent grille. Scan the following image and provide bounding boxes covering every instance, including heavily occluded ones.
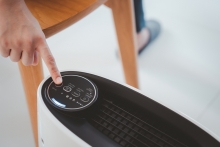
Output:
[89,98,188,147]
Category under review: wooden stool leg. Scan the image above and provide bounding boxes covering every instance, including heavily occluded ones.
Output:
[18,60,44,147]
[110,0,139,88]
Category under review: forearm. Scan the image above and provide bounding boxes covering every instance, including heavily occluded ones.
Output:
[0,0,25,7]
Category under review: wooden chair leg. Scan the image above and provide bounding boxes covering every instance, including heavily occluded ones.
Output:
[110,0,139,88]
[18,60,44,147]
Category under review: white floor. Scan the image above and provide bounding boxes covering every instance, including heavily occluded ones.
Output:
[0,0,220,146]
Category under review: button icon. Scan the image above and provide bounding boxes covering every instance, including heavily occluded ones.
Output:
[85,93,92,98]
[63,86,72,92]
[80,97,89,102]
[71,91,80,97]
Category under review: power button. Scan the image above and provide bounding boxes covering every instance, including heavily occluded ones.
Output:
[55,82,63,87]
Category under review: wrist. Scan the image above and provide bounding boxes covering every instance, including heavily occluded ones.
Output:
[0,0,25,8]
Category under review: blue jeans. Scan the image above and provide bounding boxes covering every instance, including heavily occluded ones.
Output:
[134,0,146,33]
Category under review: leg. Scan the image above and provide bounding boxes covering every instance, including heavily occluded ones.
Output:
[134,0,146,33]
[18,60,44,147]
[134,0,151,52]
[110,0,139,88]
[134,0,161,52]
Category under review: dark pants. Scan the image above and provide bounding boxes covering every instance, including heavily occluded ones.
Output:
[134,0,146,33]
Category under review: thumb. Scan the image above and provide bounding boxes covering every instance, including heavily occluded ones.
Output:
[37,41,62,84]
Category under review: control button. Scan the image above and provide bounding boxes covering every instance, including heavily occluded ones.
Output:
[71,91,80,97]
[55,82,63,87]
[63,86,72,92]
[85,93,92,98]
[80,97,89,102]
[66,95,69,98]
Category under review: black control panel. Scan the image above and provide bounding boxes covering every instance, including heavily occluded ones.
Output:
[46,75,98,111]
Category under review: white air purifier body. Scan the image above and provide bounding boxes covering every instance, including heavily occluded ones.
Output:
[37,71,220,147]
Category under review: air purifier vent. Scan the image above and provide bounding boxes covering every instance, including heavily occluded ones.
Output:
[89,98,188,147]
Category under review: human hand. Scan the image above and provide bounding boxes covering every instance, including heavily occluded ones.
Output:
[0,0,62,84]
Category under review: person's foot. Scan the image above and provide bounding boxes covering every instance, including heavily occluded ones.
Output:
[136,20,161,54]
[137,27,150,52]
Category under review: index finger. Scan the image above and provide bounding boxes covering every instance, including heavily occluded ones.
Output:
[37,42,62,84]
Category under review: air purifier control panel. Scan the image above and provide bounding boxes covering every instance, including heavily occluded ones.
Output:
[46,75,98,111]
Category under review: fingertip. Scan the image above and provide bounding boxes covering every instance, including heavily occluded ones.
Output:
[55,76,63,84]
[32,51,38,66]
[32,62,38,66]
[36,43,62,84]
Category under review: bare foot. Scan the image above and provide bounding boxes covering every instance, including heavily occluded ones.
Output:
[136,28,150,52]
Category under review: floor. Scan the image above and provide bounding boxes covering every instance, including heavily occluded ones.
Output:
[0,0,220,146]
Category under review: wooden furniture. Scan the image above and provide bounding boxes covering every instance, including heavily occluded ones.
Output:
[19,0,138,146]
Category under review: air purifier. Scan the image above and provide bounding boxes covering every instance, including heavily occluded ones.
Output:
[37,71,220,147]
